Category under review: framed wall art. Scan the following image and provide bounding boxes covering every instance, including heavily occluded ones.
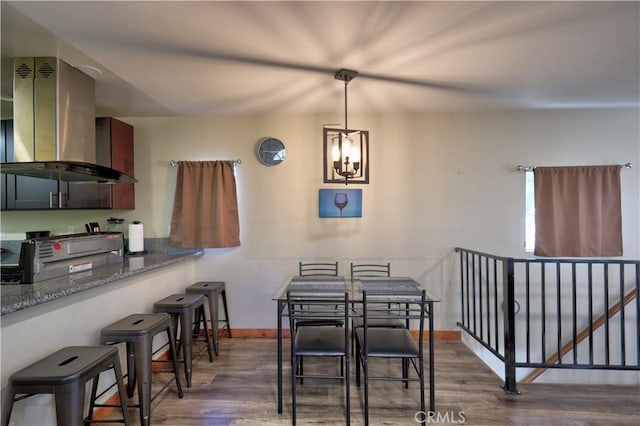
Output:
[319,188,362,218]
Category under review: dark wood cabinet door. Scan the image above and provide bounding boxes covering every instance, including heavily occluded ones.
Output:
[106,117,135,210]
[110,118,134,175]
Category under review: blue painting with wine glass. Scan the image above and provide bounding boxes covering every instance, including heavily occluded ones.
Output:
[319,189,362,218]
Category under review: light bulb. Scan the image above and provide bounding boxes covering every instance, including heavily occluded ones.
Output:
[332,138,341,161]
[351,144,361,163]
[342,136,352,158]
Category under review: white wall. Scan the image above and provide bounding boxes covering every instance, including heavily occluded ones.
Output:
[2,109,638,331]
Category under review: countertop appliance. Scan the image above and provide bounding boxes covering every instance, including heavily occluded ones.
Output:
[1,232,124,284]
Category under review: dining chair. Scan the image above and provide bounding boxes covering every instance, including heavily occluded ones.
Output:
[350,262,406,353]
[295,261,344,381]
[299,261,339,277]
[287,288,350,425]
[354,289,428,425]
[350,262,391,278]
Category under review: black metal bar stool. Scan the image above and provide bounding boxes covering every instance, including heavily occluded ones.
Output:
[185,281,232,356]
[93,313,184,426]
[152,293,214,387]
[2,345,130,426]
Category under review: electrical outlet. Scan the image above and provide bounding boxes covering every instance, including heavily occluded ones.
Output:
[67,225,75,234]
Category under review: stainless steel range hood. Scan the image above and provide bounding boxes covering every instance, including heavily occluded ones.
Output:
[1,57,136,183]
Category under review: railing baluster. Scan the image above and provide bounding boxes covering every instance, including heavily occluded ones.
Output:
[526,261,531,364]
[572,262,577,365]
[588,263,594,365]
[465,251,470,329]
[494,258,499,354]
[503,257,518,394]
[556,261,562,365]
[620,264,625,366]
[485,256,491,347]
[479,255,484,340]
[472,254,477,335]
[604,263,610,365]
[459,250,465,328]
[541,263,546,364]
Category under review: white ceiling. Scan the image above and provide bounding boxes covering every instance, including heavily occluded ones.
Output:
[2,1,639,117]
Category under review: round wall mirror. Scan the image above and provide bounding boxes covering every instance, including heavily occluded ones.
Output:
[256,137,286,166]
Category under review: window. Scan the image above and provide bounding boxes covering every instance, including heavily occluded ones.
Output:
[524,171,535,252]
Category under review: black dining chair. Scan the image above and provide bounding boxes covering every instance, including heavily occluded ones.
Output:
[350,262,406,353]
[287,288,350,425]
[350,262,391,278]
[354,289,428,426]
[299,261,339,277]
[295,261,345,381]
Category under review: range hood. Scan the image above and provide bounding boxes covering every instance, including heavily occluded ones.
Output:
[1,57,137,183]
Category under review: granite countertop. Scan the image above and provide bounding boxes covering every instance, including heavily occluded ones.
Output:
[1,241,203,316]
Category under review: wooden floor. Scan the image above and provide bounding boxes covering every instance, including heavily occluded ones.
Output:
[99,338,639,426]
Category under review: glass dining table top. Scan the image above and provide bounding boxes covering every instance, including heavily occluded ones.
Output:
[272,275,439,302]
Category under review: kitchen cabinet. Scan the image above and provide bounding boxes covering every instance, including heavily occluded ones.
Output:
[0,117,134,210]
[2,118,89,209]
[5,174,111,210]
[2,119,60,210]
[96,117,135,209]
[0,120,9,210]
[4,173,110,211]
[59,117,135,209]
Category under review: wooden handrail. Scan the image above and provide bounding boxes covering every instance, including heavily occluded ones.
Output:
[522,287,638,383]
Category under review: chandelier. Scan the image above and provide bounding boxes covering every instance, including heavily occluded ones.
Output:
[323,69,369,185]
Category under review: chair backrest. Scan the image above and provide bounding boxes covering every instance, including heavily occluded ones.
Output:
[299,261,339,276]
[360,289,427,351]
[286,288,349,335]
[350,262,391,278]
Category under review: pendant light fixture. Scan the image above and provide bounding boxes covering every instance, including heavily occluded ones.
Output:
[323,69,369,184]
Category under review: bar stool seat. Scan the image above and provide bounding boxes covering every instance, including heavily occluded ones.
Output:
[2,346,130,426]
[96,313,184,426]
[185,281,232,356]
[153,293,214,387]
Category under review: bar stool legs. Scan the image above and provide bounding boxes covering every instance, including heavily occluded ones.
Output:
[95,313,184,426]
[221,287,232,338]
[153,293,214,387]
[2,346,130,426]
[186,281,232,356]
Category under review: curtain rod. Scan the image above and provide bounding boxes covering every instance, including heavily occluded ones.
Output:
[516,163,632,172]
[169,159,241,167]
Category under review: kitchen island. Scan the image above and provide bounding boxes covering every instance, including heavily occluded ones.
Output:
[1,241,204,425]
[1,246,203,315]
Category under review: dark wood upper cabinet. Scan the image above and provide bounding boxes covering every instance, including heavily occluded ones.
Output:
[98,117,135,210]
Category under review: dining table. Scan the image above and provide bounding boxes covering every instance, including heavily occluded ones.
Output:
[272,275,439,414]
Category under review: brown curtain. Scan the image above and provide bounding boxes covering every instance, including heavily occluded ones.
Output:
[534,165,622,257]
[170,161,240,248]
